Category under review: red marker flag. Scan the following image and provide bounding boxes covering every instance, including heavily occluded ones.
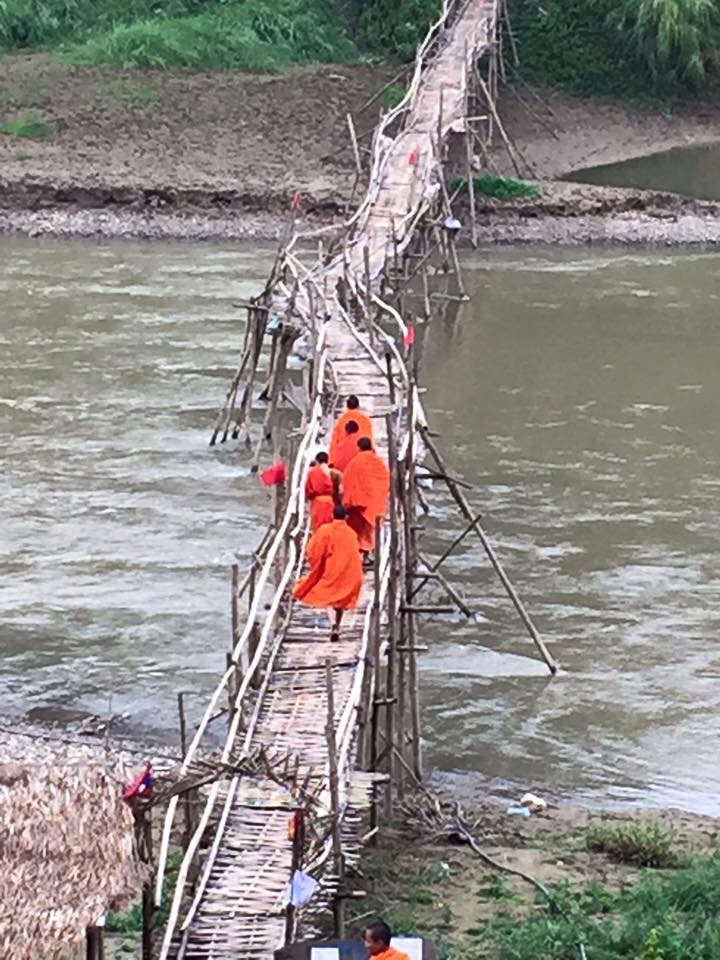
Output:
[290,192,301,210]
[408,146,419,166]
[260,461,286,487]
[403,326,415,346]
[123,763,154,803]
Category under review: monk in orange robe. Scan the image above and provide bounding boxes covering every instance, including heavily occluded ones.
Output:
[305,451,339,531]
[292,505,363,641]
[329,395,373,462]
[342,437,390,555]
[330,420,361,473]
[364,920,411,960]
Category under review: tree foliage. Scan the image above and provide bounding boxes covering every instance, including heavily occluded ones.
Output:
[510,0,720,95]
[611,0,720,87]
[356,0,440,60]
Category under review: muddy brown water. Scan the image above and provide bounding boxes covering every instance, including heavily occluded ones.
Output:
[3,237,720,814]
[567,142,720,201]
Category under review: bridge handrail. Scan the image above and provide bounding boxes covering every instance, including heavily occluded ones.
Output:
[155,328,331,932]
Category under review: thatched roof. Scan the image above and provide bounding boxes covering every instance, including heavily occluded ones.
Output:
[0,752,145,960]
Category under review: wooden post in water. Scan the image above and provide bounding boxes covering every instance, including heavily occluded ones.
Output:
[369,515,383,839]
[404,388,422,779]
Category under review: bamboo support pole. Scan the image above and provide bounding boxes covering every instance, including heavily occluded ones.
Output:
[463,51,478,248]
[411,513,483,596]
[420,426,557,674]
[384,412,399,813]
[476,72,527,178]
[415,551,471,617]
[369,515,383,840]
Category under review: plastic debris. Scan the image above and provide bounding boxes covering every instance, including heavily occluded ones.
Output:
[520,792,547,814]
[506,805,531,818]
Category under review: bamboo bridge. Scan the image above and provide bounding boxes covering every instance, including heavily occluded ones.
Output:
[153,2,554,957]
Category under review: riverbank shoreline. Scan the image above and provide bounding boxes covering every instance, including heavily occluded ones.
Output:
[340,795,720,958]
[3,57,720,244]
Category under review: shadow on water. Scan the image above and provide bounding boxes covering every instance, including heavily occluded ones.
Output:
[3,238,720,813]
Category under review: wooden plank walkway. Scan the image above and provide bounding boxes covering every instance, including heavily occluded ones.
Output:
[160,3,500,957]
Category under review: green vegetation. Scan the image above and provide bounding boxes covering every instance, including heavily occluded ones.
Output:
[345,812,719,960]
[358,0,440,60]
[381,82,407,108]
[450,174,540,201]
[1,0,719,97]
[509,0,720,98]
[0,114,52,136]
[105,850,183,939]
[586,819,682,868]
[485,855,720,960]
[0,0,357,70]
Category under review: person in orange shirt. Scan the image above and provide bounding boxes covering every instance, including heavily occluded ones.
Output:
[329,395,373,462]
[364,920,411,960]
[330,420,361,473]
[292,505,363,641]
[342,437,390,557]
[305,451,340,531]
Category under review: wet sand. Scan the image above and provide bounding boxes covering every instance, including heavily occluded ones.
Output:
[2,56,720,243]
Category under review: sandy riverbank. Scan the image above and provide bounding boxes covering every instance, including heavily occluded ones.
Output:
[3,56,720,243]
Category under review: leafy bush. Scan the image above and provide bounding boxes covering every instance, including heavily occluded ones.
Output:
[450,174,540,200]
[586,819,681,868]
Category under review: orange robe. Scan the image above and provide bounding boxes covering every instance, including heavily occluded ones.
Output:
[329,409,373,462]
[342,449,390,551]
[292,519,363,610]
[330,434,361,473]
[374,950,411,960]
[305,464,335,531]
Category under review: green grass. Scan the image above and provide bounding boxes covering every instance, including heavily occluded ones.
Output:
[0,114,52,136]
[105,850,183,938]
[451,174,540,201]
[0,0,357,71]
[586,819,682,869]
[68,1,356,71]
[482,854,720,960]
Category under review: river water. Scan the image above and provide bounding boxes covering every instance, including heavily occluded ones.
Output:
[567,142,720,201]
[3,237,720,814]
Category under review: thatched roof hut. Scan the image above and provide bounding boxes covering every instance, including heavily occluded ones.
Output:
[0,749,145,960]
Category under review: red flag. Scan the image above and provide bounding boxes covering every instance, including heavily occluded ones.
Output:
[260,461,286,486]
[123,763,154,802]
[290,192,301,210]
[408,146,419,166]
[403,326,415,346]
